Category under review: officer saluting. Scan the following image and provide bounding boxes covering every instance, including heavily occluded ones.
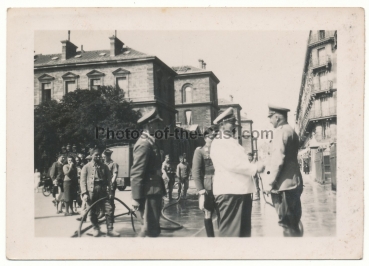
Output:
[130,108,166,237]
[267,104,304,235]
[192,127,218,237]
[210,107,265,237]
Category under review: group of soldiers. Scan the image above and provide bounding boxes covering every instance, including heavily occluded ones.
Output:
[42,101,304,238]
[129,104,303,237]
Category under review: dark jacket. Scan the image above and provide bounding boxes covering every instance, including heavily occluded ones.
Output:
[270,122,303,191]
[130,134,166,200]
[192,146,215,192]
[50,161,64,184]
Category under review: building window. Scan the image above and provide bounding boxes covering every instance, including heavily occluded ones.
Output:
[321,96,329,117]
[318,71,326,90]
[185,110,192,125]
[322,121,331,139]
[65,80,77,94]
[175,112,179,122]
[318,47,326,65]
[183,86,193,103]
[319,30,325,40]
[90,79,101,90]
[116,77,128,91]
[42,83,52,102]
[87,70,105,90]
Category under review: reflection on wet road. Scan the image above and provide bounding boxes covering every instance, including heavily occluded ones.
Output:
[161,174,336,237]
[35,173,335,237]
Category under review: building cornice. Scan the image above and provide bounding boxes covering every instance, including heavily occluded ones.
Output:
[175,101,219,109]
[175,71,220,84]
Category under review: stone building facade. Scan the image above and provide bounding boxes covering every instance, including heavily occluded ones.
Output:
[34,35,177,157]
[295,30,337,188]
[172,60,220,131]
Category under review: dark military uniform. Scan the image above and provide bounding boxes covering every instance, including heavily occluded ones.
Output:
[131,132,166,237]
[192,145,215,237]
[267,104,304,236]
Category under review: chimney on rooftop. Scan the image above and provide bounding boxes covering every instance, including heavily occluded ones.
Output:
[198,59,204,69]
[61,31,78,60]
[81,45,84,53]
[229,95,233,102]
[109,34,124,57]
[203,62,206,69]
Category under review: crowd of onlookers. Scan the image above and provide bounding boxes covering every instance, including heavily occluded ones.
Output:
[35,144,93,217]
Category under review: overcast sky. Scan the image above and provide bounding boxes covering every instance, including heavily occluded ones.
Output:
[35,30,309,143]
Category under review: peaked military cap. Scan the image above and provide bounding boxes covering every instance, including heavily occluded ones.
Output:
[268,104,290,117]
[103,149,113,155]
[213,107,236,125]
[137,107,163,125]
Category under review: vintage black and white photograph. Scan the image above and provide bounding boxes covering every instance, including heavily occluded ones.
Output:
[7,7,364,260]
[33,29,338,238]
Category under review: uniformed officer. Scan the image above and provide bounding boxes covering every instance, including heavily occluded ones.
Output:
[247,152,260,201]
[210,107,265,237]
[130,108,166,237]
[162,154,175,200]
[80,148,120,237]
[192,127,218,237]
[266,104,304,236]
[176,155,190,199]
[102,149,119,222]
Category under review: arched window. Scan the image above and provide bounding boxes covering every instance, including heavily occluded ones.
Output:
[183,86,193,103]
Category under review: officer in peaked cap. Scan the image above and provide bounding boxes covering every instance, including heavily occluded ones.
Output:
[267,104,290,119]
[210,107,265,237]
[213,107,237,125]
[266,103,304,236]
[130,107,166,237]
[102,148,119,222]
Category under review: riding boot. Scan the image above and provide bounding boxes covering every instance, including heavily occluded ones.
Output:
[204,218,215,237]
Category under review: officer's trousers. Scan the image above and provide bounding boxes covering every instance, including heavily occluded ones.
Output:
[271,188,303,228]
[138,195,163,237]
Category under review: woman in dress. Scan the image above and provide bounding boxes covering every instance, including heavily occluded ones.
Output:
[63,156,78,216]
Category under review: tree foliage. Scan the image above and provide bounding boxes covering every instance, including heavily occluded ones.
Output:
[34,86,140,170]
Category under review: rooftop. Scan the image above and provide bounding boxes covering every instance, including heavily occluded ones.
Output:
[172,65,220,83]
[34,47,153,67]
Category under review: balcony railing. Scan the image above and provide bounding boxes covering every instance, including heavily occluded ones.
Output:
[309,31,336,45]
[311,80,333,94]
[311,55,331,72]
[309,106,337,120]
[299,105,337,136]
